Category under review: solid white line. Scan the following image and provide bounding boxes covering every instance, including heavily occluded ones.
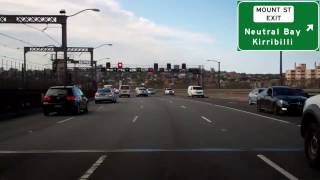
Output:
[213,104,291,125]
[180,105,187,109]
[257,154,298,180]
[57,117,74,124]
[132,116,139,123]
[201,116,212,123]
[79,155,107,180]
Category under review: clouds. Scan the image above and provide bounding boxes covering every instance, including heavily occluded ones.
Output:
[0,0,215,67]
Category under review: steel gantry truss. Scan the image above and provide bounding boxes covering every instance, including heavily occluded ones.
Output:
[0,14,68,85]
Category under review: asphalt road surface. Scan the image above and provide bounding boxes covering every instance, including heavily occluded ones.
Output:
[0,95,319,180]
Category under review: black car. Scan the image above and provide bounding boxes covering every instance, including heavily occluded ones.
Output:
[42,86,88,116]
[257,86,307,115]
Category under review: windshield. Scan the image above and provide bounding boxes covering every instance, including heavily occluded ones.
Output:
[273,88,298,96]
[1,1,319,179]
[98,88,111,93]
[193,87,203,90]
[120,86,129,90]
[46,88,70,96]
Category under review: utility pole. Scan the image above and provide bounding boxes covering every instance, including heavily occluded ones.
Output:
[207,59,221,89]
[280,51,283,86]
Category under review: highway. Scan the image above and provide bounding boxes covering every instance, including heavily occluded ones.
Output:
[0,95,319,180]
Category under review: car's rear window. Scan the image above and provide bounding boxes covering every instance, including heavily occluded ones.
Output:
[193,87,203,90]
[121,86,129,90]
[46,88,71,96]
[166,88,172,90]
[98,89,111,93]
[139,88,146,90]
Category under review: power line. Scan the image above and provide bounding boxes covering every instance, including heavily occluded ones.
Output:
[23,24,60,46]
[0,33,37,46]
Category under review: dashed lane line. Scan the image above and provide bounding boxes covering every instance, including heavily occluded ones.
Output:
[132,116,139,123]
[57,117,75,124]
[79,154,107,180]
[257,154,299,180]
[201,116,213,123]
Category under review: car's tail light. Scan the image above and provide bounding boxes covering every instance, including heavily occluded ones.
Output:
[95,93,100,97]
[66,96,76,101]
[43,96,51,102]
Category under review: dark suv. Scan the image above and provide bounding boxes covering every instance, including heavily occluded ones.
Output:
[42,86,88,116]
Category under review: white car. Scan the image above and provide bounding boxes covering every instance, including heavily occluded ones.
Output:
[301,94,320,168]
[248,88,266,105]
[187,85,204,98]
[164,88,175,95]
[119,85,131,97]
[135,87,148,97]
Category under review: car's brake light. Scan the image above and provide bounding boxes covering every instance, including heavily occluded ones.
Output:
[66,96,76,101]
[95,93,100,96]
[43,96,51,102]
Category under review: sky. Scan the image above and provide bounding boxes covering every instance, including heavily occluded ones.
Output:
[0,0,319,73]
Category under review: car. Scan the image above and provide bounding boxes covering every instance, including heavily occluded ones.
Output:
[248,88,267,105]
[147,88,156,95]
[94,88,118,104]
[103,84,113,89]
[164,88,175,95]
[257,86,307,115]
[187,85,204,98]
[42,86,88,116]
[135,87,148,97]
[119,85,131,97]
[301,94,320,168]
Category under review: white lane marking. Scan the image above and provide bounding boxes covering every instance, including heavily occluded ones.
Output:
[257,154,298,180]
[140,105,144,109]
[297,125,301,127]
[180,105,187,109]
[79,155,107,180]
[57,117,75,124]
[169,100,173,103]
[213,104,291,125]
[96,106,103,111]
[221,128,228,132]
[201,116,213,123]
[132,116,139,123]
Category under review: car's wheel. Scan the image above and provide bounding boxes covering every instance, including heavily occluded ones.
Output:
[273,104,280,115]
[257,102,262,112]
[305,123,320,168]
[43,110,50,116]
[84,103,88,113]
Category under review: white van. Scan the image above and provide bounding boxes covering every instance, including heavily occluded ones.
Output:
[119,85,131,97]
[188,85,204,98]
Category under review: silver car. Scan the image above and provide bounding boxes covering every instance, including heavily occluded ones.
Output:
[135,87,148,97]
[248,88,266,105]
[95,88,118,104]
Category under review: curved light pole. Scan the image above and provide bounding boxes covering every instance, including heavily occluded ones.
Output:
[207,59,221,89]
[59,8,100,85]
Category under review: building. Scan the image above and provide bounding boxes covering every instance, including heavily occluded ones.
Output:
[286,63,320,80]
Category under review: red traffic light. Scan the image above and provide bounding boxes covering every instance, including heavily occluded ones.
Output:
[117,62,123,68]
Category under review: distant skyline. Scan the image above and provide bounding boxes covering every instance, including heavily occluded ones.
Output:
[0,0,319,73]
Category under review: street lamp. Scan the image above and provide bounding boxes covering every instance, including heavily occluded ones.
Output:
[95,43,113,49]
[59,8,100,85]
[207,59,221,89]
[67,8,100,18]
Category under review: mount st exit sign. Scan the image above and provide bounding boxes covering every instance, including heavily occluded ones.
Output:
[238,1,319,51]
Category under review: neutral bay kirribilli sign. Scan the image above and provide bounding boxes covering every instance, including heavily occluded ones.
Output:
[238,1,319,51]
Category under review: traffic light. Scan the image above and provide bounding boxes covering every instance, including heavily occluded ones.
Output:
[154,63,158,71]
[159,68,165,72]
[182,63,186,69]
[136,67,142,72]
[167,63,171,70]
[106,62,111,69]
[117,62,123,69]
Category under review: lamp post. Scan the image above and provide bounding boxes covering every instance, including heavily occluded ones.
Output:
[60,8,100,85]
[207,59,221,89]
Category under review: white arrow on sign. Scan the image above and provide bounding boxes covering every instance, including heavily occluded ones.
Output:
[306,24,314,32]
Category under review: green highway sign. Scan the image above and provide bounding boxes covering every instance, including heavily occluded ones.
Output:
[238,1,319,51]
